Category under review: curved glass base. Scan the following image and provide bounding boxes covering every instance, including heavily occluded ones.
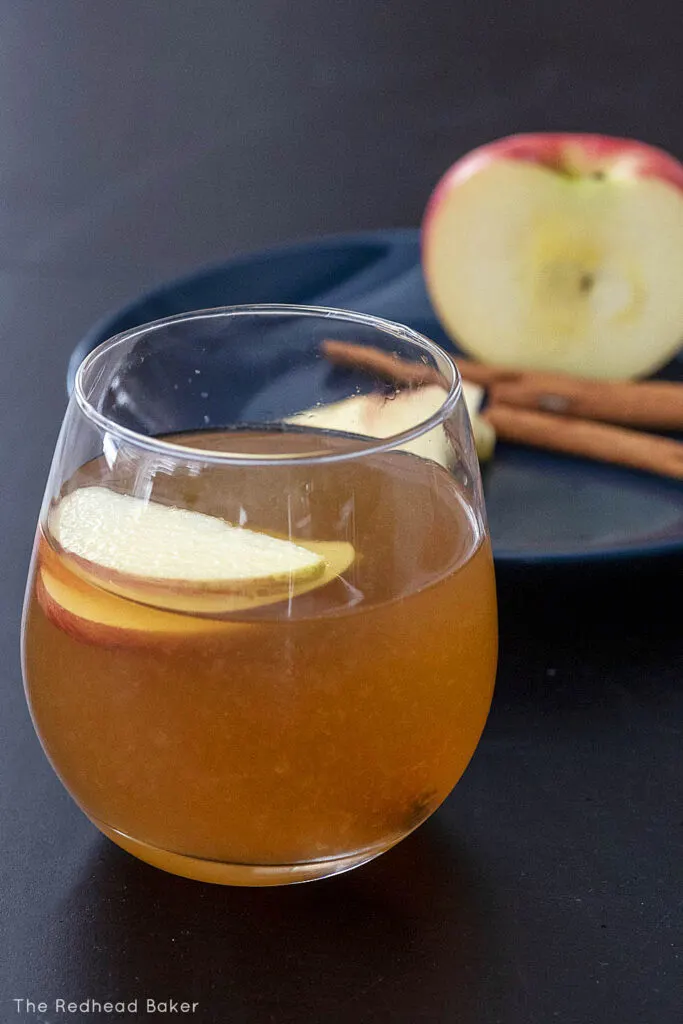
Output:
[98,822,393,886]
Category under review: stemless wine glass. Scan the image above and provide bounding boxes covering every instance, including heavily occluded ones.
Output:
[21,305,497,886]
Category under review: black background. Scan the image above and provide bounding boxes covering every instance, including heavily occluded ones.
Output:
[2,4,682,1022]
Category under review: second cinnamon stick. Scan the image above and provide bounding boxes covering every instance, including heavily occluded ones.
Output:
[484,404,683,480]
[486,370,683,432]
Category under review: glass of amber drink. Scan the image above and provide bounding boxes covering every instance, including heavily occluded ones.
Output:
[21,305,497,885]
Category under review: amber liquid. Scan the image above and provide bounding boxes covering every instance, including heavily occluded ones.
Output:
[23,429,497,884]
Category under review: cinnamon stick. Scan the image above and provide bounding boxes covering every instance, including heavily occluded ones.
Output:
[322,340,683,431]
[483,404,683,480]
[322,339,445,388]
[484,369,683,431]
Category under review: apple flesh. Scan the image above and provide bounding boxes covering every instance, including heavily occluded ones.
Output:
[287,381,495,463]
[423,133,683,379]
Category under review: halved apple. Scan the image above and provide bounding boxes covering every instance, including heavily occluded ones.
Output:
[423,133,683,379]
[48,487,356,616]
[286,381,495,463]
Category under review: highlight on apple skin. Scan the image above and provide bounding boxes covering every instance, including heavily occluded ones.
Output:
[422,132,683,380]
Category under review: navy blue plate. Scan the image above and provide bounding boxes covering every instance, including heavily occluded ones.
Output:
[68,229,683,565]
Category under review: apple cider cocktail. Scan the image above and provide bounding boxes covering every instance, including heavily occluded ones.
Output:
[21,307,497,885]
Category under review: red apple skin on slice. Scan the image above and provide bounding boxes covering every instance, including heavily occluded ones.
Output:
[35,541,235,650]
[422,132,683,379]
[57,540,354,617]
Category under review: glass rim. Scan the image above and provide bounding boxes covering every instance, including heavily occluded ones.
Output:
[73,303,462,467]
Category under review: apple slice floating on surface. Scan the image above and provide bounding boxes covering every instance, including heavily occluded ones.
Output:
[423,133,683,379]
[48,487,355,615]
[287,382,495,463]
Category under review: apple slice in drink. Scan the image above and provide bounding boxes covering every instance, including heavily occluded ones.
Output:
[45,486,356,618]
[35,558,236,648]
[423,133,683,379]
